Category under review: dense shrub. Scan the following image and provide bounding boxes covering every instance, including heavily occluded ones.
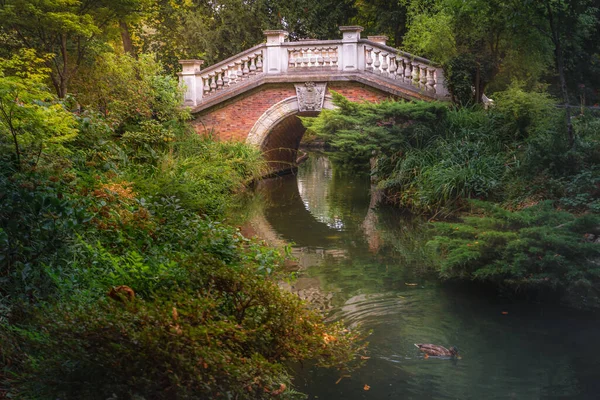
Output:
[72,53,189,133]
[304,93,511,215]
[427,201,600,307]
[16,259,365,399]
[132,132,267,215]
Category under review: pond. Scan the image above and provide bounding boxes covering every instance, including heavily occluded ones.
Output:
[245,153,600,400]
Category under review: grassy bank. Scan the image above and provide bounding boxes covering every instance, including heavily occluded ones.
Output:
[303,88,600,308]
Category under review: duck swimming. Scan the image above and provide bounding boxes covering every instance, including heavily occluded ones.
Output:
[415,344,459,358]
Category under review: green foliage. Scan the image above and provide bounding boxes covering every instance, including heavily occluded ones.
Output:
[73,52,189,133]
[132,132,267,216]
[304,94,511,215]
[427,201,600,307]
[402,10,456,63]
[0,0,144,97]
[0,161,88,321]
[492,83,558,139]
[0,50,77,169]
[0,45,363,399]
[302,92,448,168]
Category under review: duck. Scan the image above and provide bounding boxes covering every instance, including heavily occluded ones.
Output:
[414,343,460,358]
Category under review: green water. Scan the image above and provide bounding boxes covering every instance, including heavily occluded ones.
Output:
[249,153,600,400]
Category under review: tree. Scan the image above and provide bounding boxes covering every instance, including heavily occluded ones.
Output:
[0,0,143,97]
[520,0,600,146]
[352,0,408,46]
[401,0,552,104]
[0,50,77,170]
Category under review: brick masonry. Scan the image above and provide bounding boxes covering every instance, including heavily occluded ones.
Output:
[192,82,394,143]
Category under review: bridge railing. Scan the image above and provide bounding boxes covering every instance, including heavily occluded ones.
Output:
[179,26,448,107]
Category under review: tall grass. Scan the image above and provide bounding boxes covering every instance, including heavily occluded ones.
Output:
[131,132,267,216]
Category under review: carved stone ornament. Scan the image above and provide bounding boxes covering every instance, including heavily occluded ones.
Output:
[295,82,327,112]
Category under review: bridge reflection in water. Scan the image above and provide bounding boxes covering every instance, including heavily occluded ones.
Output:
[244,152,600,400]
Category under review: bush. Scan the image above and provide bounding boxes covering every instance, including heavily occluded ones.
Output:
[16,259,366,399]
[427,201,600,307]
[304,94,512,215]
[132,132,267,216]
[72,52,189,133]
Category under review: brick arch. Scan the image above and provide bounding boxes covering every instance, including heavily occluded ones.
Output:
[246,95,335,147]
[192,82,393,172]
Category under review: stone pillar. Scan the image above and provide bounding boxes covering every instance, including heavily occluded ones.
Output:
[367,35,389,46]
[339,26,363,71]
[178,59,204,106]
[434,67,450,98]
[264,30,288,74]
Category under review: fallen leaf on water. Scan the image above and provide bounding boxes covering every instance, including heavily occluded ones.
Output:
[501,311,509,315]
[363,384,370,391]
[405,283,418,286]
[360,356,371,360]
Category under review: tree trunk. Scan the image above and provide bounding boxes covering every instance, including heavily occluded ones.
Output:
[58,33,69,98]
[119,20,135,56]
[555,40,574,147]
[475,64,481,104]
[544,0,574,147]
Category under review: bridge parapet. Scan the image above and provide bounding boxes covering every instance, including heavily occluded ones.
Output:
[179,26,449,110]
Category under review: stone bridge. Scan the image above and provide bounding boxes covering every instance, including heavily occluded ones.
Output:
[179,26,449,172]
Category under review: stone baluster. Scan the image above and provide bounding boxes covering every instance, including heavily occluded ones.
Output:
[318,49,325,67]
[412,63,420,87]
[388,55,397,79]
[373,50,381,73]
[242,57,250,76]
[255,52,263,71]
[227,64,236,85]
[208,72,216,92]
[381,52,389,77]
[396,57,403,80]
[331,47,338,66]
[288,49,295,68]
[218,70,225,89]
[404,59,412,84]
[365,47,373,72]
[235,60,243,78]
[427,68,435,92]
[310,48,317,67]
[420,65,428,89]
[323,48,331,67]
[249,55,257,74]
[203,76,210,95]
[222,67,229,87]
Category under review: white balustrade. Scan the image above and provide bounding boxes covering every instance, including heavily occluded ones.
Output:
[180,26,449,107]
[287,46,339,69]
[199,50,265,98]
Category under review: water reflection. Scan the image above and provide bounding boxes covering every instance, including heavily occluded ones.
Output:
[247,152,600,400]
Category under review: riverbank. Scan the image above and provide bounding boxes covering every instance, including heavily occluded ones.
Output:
[303,91,600,308]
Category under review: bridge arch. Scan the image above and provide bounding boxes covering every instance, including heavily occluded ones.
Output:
[246,95,334,147]
[246,95,335,173]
